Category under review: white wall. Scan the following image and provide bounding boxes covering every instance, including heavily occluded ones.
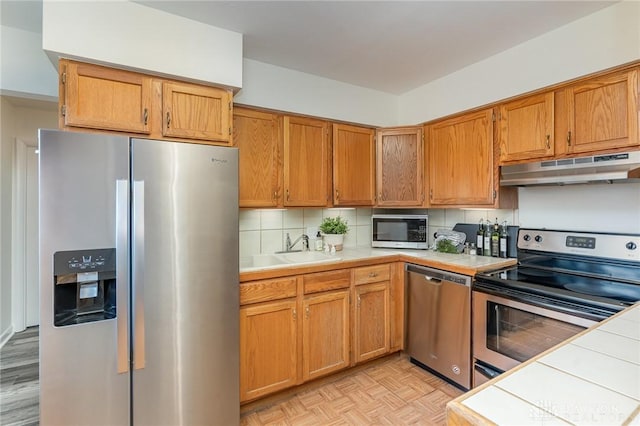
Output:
[235,59,399,127]
[398,0,640,125]
[0,98,58,345]
[0,25,58,100]
[42,0,243,88]
[518,184,640,234]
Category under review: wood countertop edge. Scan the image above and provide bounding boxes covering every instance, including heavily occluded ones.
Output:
[240,254,517,282]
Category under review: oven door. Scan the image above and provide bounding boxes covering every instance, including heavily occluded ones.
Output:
[472,290,598,374]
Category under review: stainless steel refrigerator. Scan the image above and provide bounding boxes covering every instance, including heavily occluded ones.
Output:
[38,129,239,425]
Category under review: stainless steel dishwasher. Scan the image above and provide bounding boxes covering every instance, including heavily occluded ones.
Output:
[406,264,471,389]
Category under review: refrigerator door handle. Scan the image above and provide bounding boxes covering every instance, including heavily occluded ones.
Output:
[116,180,130,374]
[132,180,146,370]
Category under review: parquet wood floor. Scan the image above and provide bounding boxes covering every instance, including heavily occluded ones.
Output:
[241,354,464,426]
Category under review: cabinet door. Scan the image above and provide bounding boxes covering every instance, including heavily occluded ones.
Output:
[240,300,298,402]
[499,92,554,163]
[283,116,330,206]
[234,108,282,207]
[162,82,232,143]
[302,290,350,381]
[61,60,152,134]
[566,69,639,154]
[428,109,495,206]
[376,127,424,206]
[354,282,390,364]
[333,124,376,206]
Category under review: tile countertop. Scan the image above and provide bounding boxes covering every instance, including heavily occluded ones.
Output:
[239,247,518,281]
[446,303,640,426]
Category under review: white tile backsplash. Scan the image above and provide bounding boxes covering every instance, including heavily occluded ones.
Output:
[283,209,304,229]
[261,229,283,253]
[240,206,518,256]
[239,210,261,231]
[261,210,284,230]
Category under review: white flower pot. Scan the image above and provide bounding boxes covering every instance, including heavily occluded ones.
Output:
[323,234,344,251]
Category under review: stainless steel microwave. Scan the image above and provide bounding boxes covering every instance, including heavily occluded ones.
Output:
[371,214,428,249]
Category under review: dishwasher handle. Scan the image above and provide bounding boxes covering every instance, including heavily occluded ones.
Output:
[405,263,471,286]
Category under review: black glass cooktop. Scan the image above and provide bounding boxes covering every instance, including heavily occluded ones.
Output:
[480,266,640,303]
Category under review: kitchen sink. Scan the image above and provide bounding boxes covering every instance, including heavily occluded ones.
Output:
[245,254,288,268]
[276,251,341,264]
[241,251,342,270]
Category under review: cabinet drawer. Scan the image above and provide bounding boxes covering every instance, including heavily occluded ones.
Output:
[303,270,350,294]
[353,264,390,285]
[240,278,297,305]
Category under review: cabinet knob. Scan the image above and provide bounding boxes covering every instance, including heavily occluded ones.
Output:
[292,309,297,320]
[368,272,378,278]
[305,306,310,319]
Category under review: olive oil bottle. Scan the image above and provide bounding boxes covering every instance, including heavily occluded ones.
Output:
[499,221,509,258]
[476,219,485,255]
[491,218,500,257]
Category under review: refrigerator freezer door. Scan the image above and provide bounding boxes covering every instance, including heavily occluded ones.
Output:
[39,129,130,425]
[130,139,239,425]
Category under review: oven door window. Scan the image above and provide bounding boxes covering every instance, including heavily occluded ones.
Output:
[485,301,586,362]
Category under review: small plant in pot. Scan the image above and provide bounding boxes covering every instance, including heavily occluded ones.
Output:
[319,216,349,251]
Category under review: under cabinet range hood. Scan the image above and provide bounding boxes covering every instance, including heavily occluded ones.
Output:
[500,151,640,186]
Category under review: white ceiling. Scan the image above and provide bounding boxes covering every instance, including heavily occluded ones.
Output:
[2,1,617,95]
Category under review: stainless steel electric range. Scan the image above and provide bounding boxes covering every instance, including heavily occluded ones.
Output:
[471,228,640,387]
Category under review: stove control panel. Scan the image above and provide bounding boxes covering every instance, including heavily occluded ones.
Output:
[518,229,640,261]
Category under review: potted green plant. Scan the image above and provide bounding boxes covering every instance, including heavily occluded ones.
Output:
[319,216,349,251]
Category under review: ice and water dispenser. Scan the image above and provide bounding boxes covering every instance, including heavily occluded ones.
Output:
[53,248,116,326]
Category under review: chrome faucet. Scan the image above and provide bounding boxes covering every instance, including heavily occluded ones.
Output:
[285,233,309,252]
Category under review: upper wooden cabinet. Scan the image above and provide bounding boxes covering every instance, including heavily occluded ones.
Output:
[234,108,282,207]
[58,59,233,145]
[162,81,232,143]
[60,60,152,134]
[559,68,639,155]
[332,124,376,206]
[499,92,554,164]
[427,109,496,207]
[283,116,331,207]
[376,127,424,206]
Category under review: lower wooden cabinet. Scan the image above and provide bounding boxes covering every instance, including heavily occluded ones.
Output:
[239,299,297,402]
[302,290,351,381]
[240,262,399,403]
[354,282,390,363]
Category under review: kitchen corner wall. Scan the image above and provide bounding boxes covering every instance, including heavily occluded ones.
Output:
[239,207,519,259]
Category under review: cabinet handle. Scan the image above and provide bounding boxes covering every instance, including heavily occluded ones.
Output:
[335,189,339,201]
[166,111,171,129]
[292,308,297,320]
[273,191,278,200]
[286,189,290,201]
[305,306,310,319]
[545,135,550,149]
[567,131,572,146]
[368,272,378,278]
[379,193,383,202]
[143,108,148,126]
[357,295,361,307]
